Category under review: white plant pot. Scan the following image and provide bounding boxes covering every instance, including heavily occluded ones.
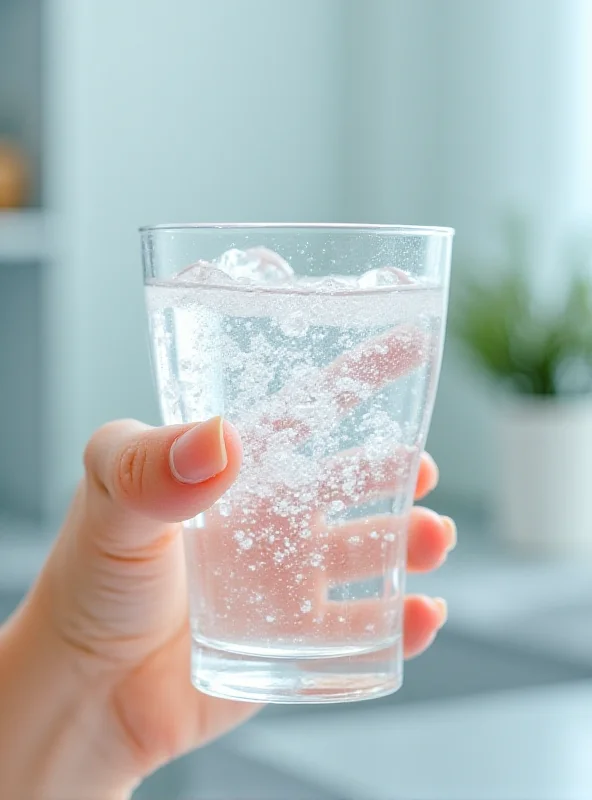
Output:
[495,396,592,559]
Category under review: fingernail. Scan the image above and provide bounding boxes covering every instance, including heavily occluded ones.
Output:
[170,417,227,484]
[441,516,457,552]
[433,597,448,627]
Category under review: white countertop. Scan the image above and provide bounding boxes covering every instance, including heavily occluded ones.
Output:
[225,681,592,800]
[406,529,592,667]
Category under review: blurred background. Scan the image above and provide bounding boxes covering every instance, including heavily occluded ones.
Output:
[1,0,592,798]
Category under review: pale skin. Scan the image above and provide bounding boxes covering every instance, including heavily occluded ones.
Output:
[0,336,455,799]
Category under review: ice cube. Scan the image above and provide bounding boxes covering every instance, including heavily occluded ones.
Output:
[216,246,294,285]
[358,266,414,288]
[172,260,234,285]
[216,248,252,277]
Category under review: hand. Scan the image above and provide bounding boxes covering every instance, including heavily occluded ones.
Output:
[0,418,453,799]
[0,338,455,800]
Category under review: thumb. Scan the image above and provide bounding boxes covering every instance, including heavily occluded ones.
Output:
[21,417,242,670]
[82,416,242,545]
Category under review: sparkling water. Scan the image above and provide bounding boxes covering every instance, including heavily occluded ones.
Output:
[145,250,445,694]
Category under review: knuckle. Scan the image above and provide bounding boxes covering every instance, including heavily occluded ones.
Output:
[83,421,120,485]
[116,436,150,502]
[83,419,147,499]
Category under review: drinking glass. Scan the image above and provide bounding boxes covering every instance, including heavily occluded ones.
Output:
[141,223,453,703]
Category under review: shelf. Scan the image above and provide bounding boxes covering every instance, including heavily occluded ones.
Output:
[0,209,47,263]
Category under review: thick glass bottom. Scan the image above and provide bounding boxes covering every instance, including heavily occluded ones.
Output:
[191,636,403,704]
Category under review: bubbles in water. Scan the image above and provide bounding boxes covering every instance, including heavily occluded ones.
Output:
[300,600,312,614]
[298,275,359,292]
[365,435,392,459]
[275,498,292,517]
[358,266,413,288]
[280,311,308,337]
[362,408,401,459]
[218,499,232,517]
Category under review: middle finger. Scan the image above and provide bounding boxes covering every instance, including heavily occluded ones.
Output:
[325,508,456,584]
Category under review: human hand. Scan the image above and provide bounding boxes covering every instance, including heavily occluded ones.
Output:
[0,339,455,800]
[0,417,453,799]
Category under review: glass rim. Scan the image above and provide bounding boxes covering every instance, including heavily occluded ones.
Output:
[139,221,455,237]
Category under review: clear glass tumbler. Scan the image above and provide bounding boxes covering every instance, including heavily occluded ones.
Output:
[141,223,453,703]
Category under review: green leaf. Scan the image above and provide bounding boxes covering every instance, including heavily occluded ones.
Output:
[449,219,592,397]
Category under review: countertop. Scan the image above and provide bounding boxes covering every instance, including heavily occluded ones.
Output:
[224,680,592,800]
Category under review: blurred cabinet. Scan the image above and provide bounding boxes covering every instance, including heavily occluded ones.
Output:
[0,0,44,521]
[0,0,345,528]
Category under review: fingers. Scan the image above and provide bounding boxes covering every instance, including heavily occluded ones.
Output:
[40,417,243,663]
[322,599,399,639]
[403,595,447,659]
[320,593,447,660]
[415,452,439,499]
[322,326,428,415]
[325,516,403,583]
[407,509,456,572]
[315,449,438,509]
[325,508,455,583]
[247,326,428,447]
[317,448,415,506]
[84,417,242,530]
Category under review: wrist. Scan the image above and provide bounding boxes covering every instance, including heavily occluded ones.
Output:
[0,596,136,800]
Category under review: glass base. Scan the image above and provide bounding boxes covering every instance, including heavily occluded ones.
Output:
[191,637,403,704]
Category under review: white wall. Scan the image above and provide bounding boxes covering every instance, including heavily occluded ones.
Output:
[344,0,592,508]
[43,0,592,517]
[44,0,346,517]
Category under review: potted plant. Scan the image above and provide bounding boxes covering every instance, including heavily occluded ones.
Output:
[451,219,592,558]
